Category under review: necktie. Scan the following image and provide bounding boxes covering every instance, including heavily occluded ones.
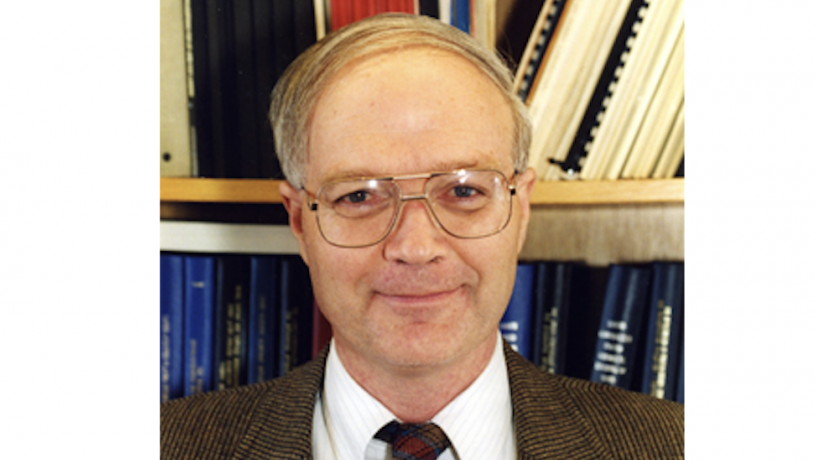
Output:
[374,421,452,460]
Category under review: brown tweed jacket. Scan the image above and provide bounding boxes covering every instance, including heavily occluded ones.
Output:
[161,342,684,459]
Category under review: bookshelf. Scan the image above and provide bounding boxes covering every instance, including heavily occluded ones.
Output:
[160,177,684,265]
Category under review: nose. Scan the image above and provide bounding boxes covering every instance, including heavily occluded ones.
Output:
[382,198,448,265]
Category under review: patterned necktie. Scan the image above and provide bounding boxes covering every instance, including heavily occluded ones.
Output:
[374,421,452,460]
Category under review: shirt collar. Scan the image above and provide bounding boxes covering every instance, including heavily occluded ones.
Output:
[320,331,514,459]
[431,332,515,460]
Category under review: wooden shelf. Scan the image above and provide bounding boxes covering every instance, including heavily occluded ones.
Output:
[161,177,684,205]
[161,178,283,203]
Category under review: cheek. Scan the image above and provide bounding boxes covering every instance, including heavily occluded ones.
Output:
[454,234,519,309]
[306,243,375,316]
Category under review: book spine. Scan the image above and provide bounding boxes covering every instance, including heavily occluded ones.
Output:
[278,256,313,375]
[247,255,280,384]
[531,262,548,367]
[231,0,261,179]
[418,0,439,18]
[516,0,567,102]
[548,262,573,375]
[189,0,214,177]
[213,255,250,391]
[451,0,470,33]
[676,337,684,404]
[639,262,684,400]
[160,254,185,402]
[183,255,216,396]
[590,264,651,389]
[500,263,536,360]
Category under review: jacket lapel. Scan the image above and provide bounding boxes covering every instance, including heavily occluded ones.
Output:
[505,342,611,460]
[233,347,329,460]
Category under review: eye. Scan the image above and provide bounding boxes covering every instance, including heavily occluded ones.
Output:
[451,185,479,198]
[341,190,372,204]
[329,185,394,218]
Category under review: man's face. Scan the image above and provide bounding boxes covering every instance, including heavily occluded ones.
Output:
[282,48,535,376]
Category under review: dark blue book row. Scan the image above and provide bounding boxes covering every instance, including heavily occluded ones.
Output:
[160,252,313,403]
[163,255,682,403]
[501,261,684,403]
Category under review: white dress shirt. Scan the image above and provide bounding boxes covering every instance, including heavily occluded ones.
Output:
[312,331,516,460]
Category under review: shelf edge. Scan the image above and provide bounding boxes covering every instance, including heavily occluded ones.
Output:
[161,177,684,205]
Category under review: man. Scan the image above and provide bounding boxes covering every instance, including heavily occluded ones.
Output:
[161,13,683,460]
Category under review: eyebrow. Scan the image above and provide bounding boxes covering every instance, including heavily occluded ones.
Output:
[322,159,504,183]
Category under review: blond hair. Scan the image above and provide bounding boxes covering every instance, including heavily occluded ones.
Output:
[269,13,530,188]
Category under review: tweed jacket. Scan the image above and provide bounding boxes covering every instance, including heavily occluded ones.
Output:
[161,342,684,459]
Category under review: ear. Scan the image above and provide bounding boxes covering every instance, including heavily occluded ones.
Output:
[513,167,537,255]
[280,181,311,266]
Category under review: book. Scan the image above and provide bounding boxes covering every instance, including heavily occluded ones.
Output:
[247,255,281,384]
[419,0,440,19]
[589,264,651,389]
[451,0,470,33]
[676,337,684,404]
[500,263,536,360]
[212,255,251,391]
[639,262,684,400]
[538,262,573,374]
[160,0,193,177]
[471,0,497,50]
[279,256,314,375]
[183,255,216,396]
[563,264,609,380]
[651,101,685,179]
[530,262,547,367]
[511,0,562,101]
[160,253,185,402]
[438,0,452,25]
[329,0,415,31]
[232,0,261,179]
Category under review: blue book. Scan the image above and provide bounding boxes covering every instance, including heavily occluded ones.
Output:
[247,255,280,384]
[212,255,251,391]
[160,254,185,402]
[639,262,684,400]
[278,256,313,376]
[500,263,536,360]
[183,255,216,397]
[676,338,684,404]
[451,0,470,34]
[539,262,573,374]
[531,263,548,367]
[590,264,652,389]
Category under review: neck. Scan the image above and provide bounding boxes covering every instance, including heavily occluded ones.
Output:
[334,333,497,423]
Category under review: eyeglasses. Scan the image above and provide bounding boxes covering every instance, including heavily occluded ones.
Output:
[305,169,517,248]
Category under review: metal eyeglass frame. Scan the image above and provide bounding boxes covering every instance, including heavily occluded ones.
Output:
[303,169,518,248]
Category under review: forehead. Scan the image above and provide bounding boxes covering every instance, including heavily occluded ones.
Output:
[305,47,515,186]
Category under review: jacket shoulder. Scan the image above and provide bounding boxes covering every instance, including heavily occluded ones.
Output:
[160,352,325,460]
[506,345,683,459]
[553,372,684,458]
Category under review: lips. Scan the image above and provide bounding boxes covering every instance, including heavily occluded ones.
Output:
[373,286,464,308]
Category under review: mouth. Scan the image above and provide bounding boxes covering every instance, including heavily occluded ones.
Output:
[373,286,463,307]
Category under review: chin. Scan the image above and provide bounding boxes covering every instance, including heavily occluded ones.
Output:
[374,325,478,369]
